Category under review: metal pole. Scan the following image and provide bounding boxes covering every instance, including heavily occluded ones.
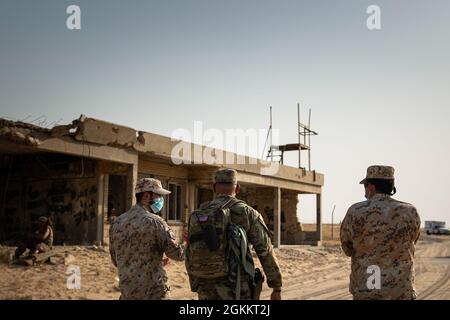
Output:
[308,108,312,171]
[297,103,301,169]
[270,106,273,162]
[303,108,307,157]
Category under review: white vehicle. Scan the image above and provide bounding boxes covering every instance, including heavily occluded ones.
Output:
[425,221,450,235]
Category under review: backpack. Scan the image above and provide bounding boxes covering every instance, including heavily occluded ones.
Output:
[227,222,257,299]
[187,197,243,279]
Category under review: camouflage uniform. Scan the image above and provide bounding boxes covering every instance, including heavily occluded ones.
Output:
[187,169,283,300]
[109,178,185,300]
[340,166,421,300]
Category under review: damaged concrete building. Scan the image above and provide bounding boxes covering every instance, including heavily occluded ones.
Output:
[0,116,324,247]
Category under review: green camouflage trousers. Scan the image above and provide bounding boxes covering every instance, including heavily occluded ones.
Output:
[197,278,252,300]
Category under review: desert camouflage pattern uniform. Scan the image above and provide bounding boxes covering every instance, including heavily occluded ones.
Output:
[188,194,283,300]
[109,203,185,300]
[341,190,421,299]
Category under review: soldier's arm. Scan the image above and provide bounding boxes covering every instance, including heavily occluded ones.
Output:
[109,224,117,267]
[159,220,185,261]
[412,207,421,244]
[43,227,53,248]
[340,209,354,257]
[246,207,283,289]
[109,247,117,267]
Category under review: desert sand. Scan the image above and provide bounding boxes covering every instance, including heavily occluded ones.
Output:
[0,230,449,300]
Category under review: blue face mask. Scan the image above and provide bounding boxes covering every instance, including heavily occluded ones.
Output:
[150,196,164,213]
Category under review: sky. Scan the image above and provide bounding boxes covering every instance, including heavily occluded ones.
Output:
[1,0,449,225]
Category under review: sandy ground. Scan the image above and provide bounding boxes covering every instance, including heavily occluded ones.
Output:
[0,232,449,300]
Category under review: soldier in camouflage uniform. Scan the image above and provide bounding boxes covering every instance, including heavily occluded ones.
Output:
[109,178,186,300]
[186,168,283,300]
[340,165,421,300]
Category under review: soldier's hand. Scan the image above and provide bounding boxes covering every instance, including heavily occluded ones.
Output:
[163,257,169,266]
[270,288,282,300]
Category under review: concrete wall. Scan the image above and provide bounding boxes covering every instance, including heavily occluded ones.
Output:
[0,154,100,245]
[238,187,305,244]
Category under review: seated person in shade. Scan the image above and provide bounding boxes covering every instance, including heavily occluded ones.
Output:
[15,216,53,258]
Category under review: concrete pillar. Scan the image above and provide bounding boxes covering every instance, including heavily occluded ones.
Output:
[126,163,138,209]
[187,182,196,224]
[316,193,322,243]
[102,174,109,244]
[273,187,281,248]
[96,173,105,245]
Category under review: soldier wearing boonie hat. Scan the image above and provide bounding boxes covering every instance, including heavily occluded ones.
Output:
[340,165,421,300]
[359,165,395,184]
[135,178,172,195]
[109,177,187,300]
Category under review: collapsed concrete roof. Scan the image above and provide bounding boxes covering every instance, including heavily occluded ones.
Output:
[0,118,51,146]
[0,115,324,191]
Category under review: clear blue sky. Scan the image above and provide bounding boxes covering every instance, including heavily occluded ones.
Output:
[1,0,449,225]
